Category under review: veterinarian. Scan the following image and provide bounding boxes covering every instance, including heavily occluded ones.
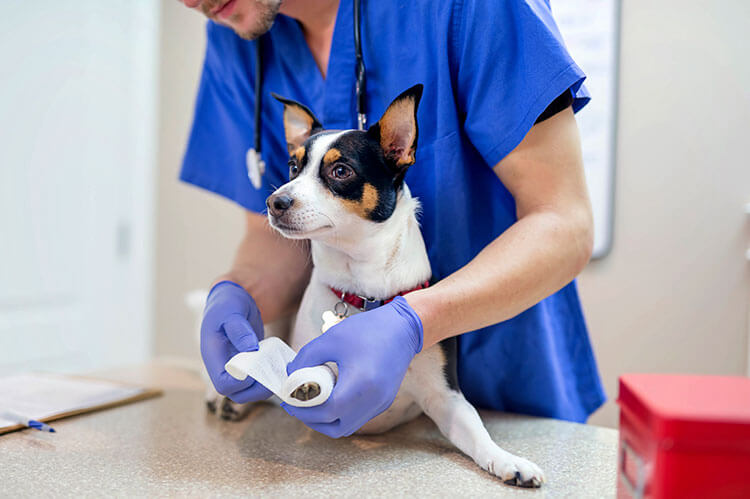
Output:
[182,0,606,437]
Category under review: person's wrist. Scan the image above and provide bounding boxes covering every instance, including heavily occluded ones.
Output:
[212,271,267,304]
[389,296,424,354]
[403,288,443,350]
[208,279,245,296]
[211,269,252,290]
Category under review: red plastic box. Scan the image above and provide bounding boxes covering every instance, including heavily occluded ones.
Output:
[617,374,750,498]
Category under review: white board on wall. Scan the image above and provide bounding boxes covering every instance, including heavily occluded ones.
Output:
[554,0,621,259]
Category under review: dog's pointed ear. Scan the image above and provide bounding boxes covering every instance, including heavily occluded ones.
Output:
[272,93,323,153]
[367,84,423,173]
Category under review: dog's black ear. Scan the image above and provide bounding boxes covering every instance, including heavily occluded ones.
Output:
[367,84,423,176]
[272,93,323,153]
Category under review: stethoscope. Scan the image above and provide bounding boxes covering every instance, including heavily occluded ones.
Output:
[247,0,366,189]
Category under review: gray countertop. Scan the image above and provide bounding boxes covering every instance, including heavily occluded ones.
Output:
[1,364,619,497]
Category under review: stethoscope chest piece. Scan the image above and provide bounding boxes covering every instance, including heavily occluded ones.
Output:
[246,147,266,189]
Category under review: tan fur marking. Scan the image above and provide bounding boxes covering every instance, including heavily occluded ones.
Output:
[342,183,379,219]
[396,154,416,166]
[323,148,342,164]
[283,104,315,151]
[293,147,305,162]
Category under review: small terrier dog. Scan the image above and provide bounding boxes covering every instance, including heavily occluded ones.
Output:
[199,85,545,486]
[255,84,544,487]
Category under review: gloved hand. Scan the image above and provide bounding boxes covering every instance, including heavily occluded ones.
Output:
[282,296,423,438]
[201,281,273,403]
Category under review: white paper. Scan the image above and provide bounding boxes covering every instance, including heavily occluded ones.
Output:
[225,337,336,408]
[0,373,146,429]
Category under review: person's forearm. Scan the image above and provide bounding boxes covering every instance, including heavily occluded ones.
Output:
[214,213,312,322]
[406,205,592,349]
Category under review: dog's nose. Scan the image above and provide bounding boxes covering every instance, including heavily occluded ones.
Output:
[266,194,294,215]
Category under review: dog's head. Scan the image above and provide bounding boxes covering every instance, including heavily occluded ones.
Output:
[265,84,423,240]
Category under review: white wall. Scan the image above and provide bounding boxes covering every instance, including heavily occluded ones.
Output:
[0,1,159,374]
[581,0,750,426]
[154,1,750,427]
[153,2,244,360]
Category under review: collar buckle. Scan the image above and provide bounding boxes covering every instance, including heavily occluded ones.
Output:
[357,295,381,312]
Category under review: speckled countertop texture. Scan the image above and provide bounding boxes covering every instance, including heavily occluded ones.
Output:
[1,364,618,497]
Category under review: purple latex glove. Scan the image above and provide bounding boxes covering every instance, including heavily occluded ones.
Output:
[282,296,423,438]
[200,281,273,403]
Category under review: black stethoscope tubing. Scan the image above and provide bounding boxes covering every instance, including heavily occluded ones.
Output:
[252,0,366,162]
[253,35,264,160]
[353,0,366,130]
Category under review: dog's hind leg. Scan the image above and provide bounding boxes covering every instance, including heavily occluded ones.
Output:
[405,348,545,487]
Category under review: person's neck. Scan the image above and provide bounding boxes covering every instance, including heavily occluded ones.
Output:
[280,0,340,78]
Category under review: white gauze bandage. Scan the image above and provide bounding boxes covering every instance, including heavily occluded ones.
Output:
[224,337,336,407]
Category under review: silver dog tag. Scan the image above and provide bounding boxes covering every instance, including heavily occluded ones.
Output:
[321,310,345,333]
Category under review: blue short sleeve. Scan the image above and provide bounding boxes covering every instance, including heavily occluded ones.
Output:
[180,22,284,213]
[453,0,590,167]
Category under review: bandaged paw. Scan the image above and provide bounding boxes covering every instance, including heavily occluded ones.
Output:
[225,337,336,408]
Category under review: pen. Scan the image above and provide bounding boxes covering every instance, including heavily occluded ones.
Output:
[0,410,56,433]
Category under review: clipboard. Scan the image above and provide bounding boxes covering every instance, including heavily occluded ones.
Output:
[0,373,162,435]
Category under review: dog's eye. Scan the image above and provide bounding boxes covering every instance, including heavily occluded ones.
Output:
[288,161,299,177]
[331,164,353,180]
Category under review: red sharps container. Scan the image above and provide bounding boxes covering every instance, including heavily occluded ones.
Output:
[617,374,750,498]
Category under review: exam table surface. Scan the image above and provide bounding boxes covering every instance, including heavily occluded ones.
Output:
[2,363,618,497]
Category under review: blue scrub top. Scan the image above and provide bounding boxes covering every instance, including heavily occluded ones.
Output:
[181,0,606,422]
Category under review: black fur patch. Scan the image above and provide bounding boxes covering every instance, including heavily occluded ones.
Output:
[438,337,460,392]
[315,131,400,222]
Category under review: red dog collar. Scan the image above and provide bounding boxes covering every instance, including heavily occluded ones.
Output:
[330,280,430,311]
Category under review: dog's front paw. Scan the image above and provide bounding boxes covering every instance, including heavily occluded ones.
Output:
[479,450,545,488]
[218,397,254,421]
[205,387,253,422]
[289,382,321,402]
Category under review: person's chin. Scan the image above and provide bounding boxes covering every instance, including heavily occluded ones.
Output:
[222,0,280,40]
